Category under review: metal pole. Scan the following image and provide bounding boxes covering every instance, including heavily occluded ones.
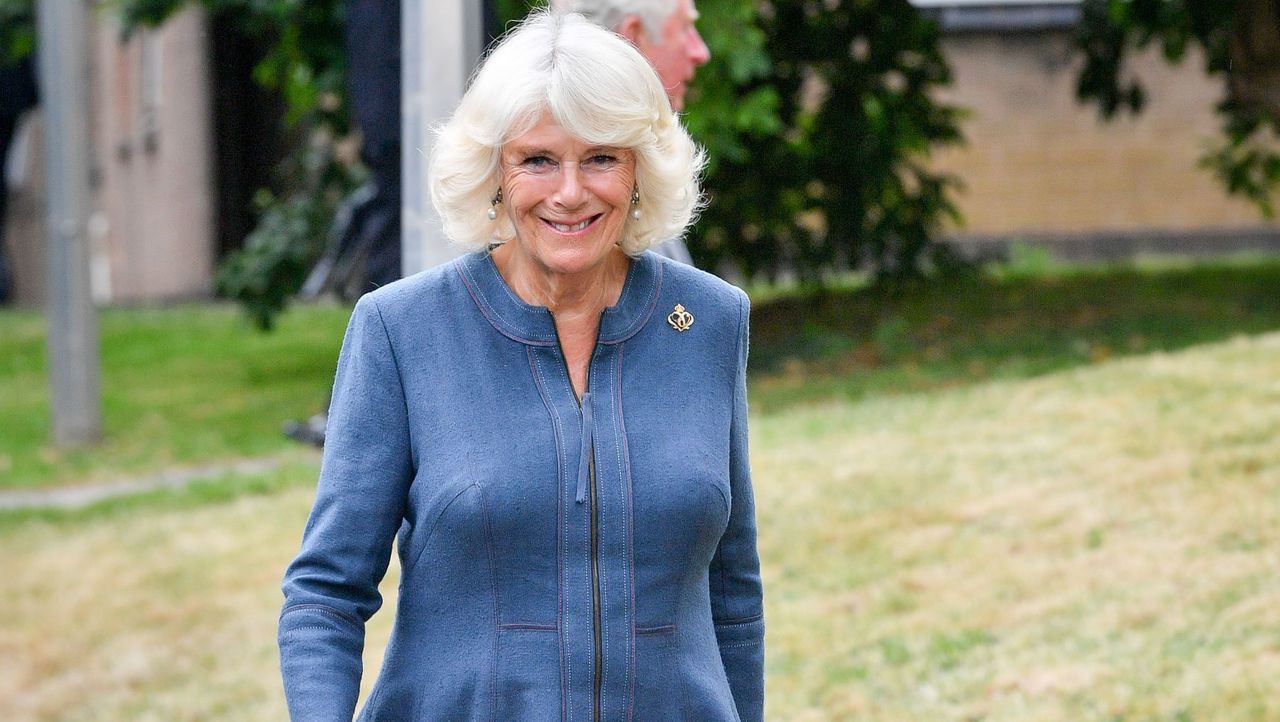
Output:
[402,0,482,275]
[36,0,102,445]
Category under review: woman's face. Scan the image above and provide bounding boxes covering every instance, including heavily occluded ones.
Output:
[499,114,636,277]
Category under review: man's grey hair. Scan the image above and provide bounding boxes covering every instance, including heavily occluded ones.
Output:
[551,0,679,42]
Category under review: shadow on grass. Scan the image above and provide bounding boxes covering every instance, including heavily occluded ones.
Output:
[748,257,1280,413]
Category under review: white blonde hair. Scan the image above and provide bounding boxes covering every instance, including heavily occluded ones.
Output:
[428,10,705,255]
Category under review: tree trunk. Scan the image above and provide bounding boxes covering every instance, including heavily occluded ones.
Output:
[1228,0,1280,117]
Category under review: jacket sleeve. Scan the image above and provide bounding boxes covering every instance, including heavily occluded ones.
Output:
[710,288,765,722]
[278,294,414,721]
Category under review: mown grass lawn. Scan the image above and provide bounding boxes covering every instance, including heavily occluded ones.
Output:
[4,256,1280,490]
[2,330,1277,720]
[1,257,1279,720]
[0,303,351,489]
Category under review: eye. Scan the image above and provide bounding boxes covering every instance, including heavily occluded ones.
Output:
[522,155,555,171]
[585,153,619,168]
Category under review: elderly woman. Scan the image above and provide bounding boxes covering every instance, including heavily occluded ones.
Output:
[279,11,763,721]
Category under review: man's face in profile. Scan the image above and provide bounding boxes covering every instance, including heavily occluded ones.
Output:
[631,0,711,111]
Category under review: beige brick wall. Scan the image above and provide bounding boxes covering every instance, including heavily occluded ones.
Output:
[2,7,215,306]
[932,30,1275,237]
[92,8,216,302]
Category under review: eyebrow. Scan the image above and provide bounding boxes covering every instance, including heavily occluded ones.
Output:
[506,145,626,157]
[507,146,554,157]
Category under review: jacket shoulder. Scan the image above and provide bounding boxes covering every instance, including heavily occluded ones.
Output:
[654,254,748,316]
[357,256,473,322]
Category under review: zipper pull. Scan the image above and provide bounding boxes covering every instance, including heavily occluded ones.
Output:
[576,391,593,504]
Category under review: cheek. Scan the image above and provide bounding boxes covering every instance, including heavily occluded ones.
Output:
[601,177,636,210]
[665,51,686,78]
[502,178,540,215]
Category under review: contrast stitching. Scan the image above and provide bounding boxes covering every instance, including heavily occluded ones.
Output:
[489,252,536,308]
[634,624,675,635]
[279,603,362,630]
[403,483,482,577]
[479,255,558,341]
[603,257,664,345]
[615,349,638,722]
[287,624,350,633]
[455,258,557,345]
[713,289,750,618]
[714,613,764,626]
[528,347,571,722]
[480,484,501,626]
[599,356,614,722]
[478,483,500,721]
[499,623,559,631]
[579,356,591,722]
[570,345,588,706]
[369,296,417,482]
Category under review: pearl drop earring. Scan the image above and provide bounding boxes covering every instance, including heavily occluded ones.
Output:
[487,188,503,220]
[630,187,641,220]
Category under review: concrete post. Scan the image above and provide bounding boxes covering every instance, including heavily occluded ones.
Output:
[402,0,483,275]
[37,0,102,445]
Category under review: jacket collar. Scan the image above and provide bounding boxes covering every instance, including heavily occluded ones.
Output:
[455,248,663,347]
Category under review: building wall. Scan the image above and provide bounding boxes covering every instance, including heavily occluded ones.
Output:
[94,8,216,302]
[931,29,1275,241]
[2,7,215,307]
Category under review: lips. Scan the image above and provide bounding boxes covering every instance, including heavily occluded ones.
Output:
[543,215,600,234]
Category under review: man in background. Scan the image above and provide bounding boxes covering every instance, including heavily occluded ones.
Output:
[556,0,710,265]
[0,56,39,304]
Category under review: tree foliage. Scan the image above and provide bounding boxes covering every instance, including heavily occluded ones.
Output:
[0,0,35,65]
[4,0,967,325]
[1076,0,1280,215]
[685,0,964,283]
[503,0,967,284]
[9,0,1279,319]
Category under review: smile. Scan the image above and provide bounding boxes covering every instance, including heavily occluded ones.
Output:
[543,215,600,234]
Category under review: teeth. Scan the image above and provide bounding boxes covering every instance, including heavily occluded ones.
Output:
[550,219,591,233]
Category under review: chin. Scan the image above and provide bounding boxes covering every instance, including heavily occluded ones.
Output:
[533,244,615,275]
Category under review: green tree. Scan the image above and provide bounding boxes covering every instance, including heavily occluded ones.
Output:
[0,0,35,64]
[1076,0,1280,215]
[504,0,967,284]
[5,0,967,325]
[686,0,964,283]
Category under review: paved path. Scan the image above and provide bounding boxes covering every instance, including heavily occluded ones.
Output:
[0,457,297,511]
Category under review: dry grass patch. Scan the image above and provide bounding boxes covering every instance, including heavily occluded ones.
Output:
[758,333,1280,720]
[0,482,399,721]
[0,333,1277,720]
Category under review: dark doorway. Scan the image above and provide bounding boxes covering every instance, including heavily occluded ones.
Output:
[208,14,288,259]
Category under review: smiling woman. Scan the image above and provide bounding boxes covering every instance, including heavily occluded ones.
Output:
[279,10,764,722]
[428,10,703,257]
[497,115,637,281]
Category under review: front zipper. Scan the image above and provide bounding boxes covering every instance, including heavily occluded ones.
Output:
[589,453,602,722]
[553,309,606,722]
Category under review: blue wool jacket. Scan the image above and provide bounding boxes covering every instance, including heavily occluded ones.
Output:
[279,250,764,721]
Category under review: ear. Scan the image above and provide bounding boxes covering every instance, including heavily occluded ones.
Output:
[616,14,647,47]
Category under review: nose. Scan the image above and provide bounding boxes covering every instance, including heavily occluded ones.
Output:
[688,27,710,66]
[550,162,586,209]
